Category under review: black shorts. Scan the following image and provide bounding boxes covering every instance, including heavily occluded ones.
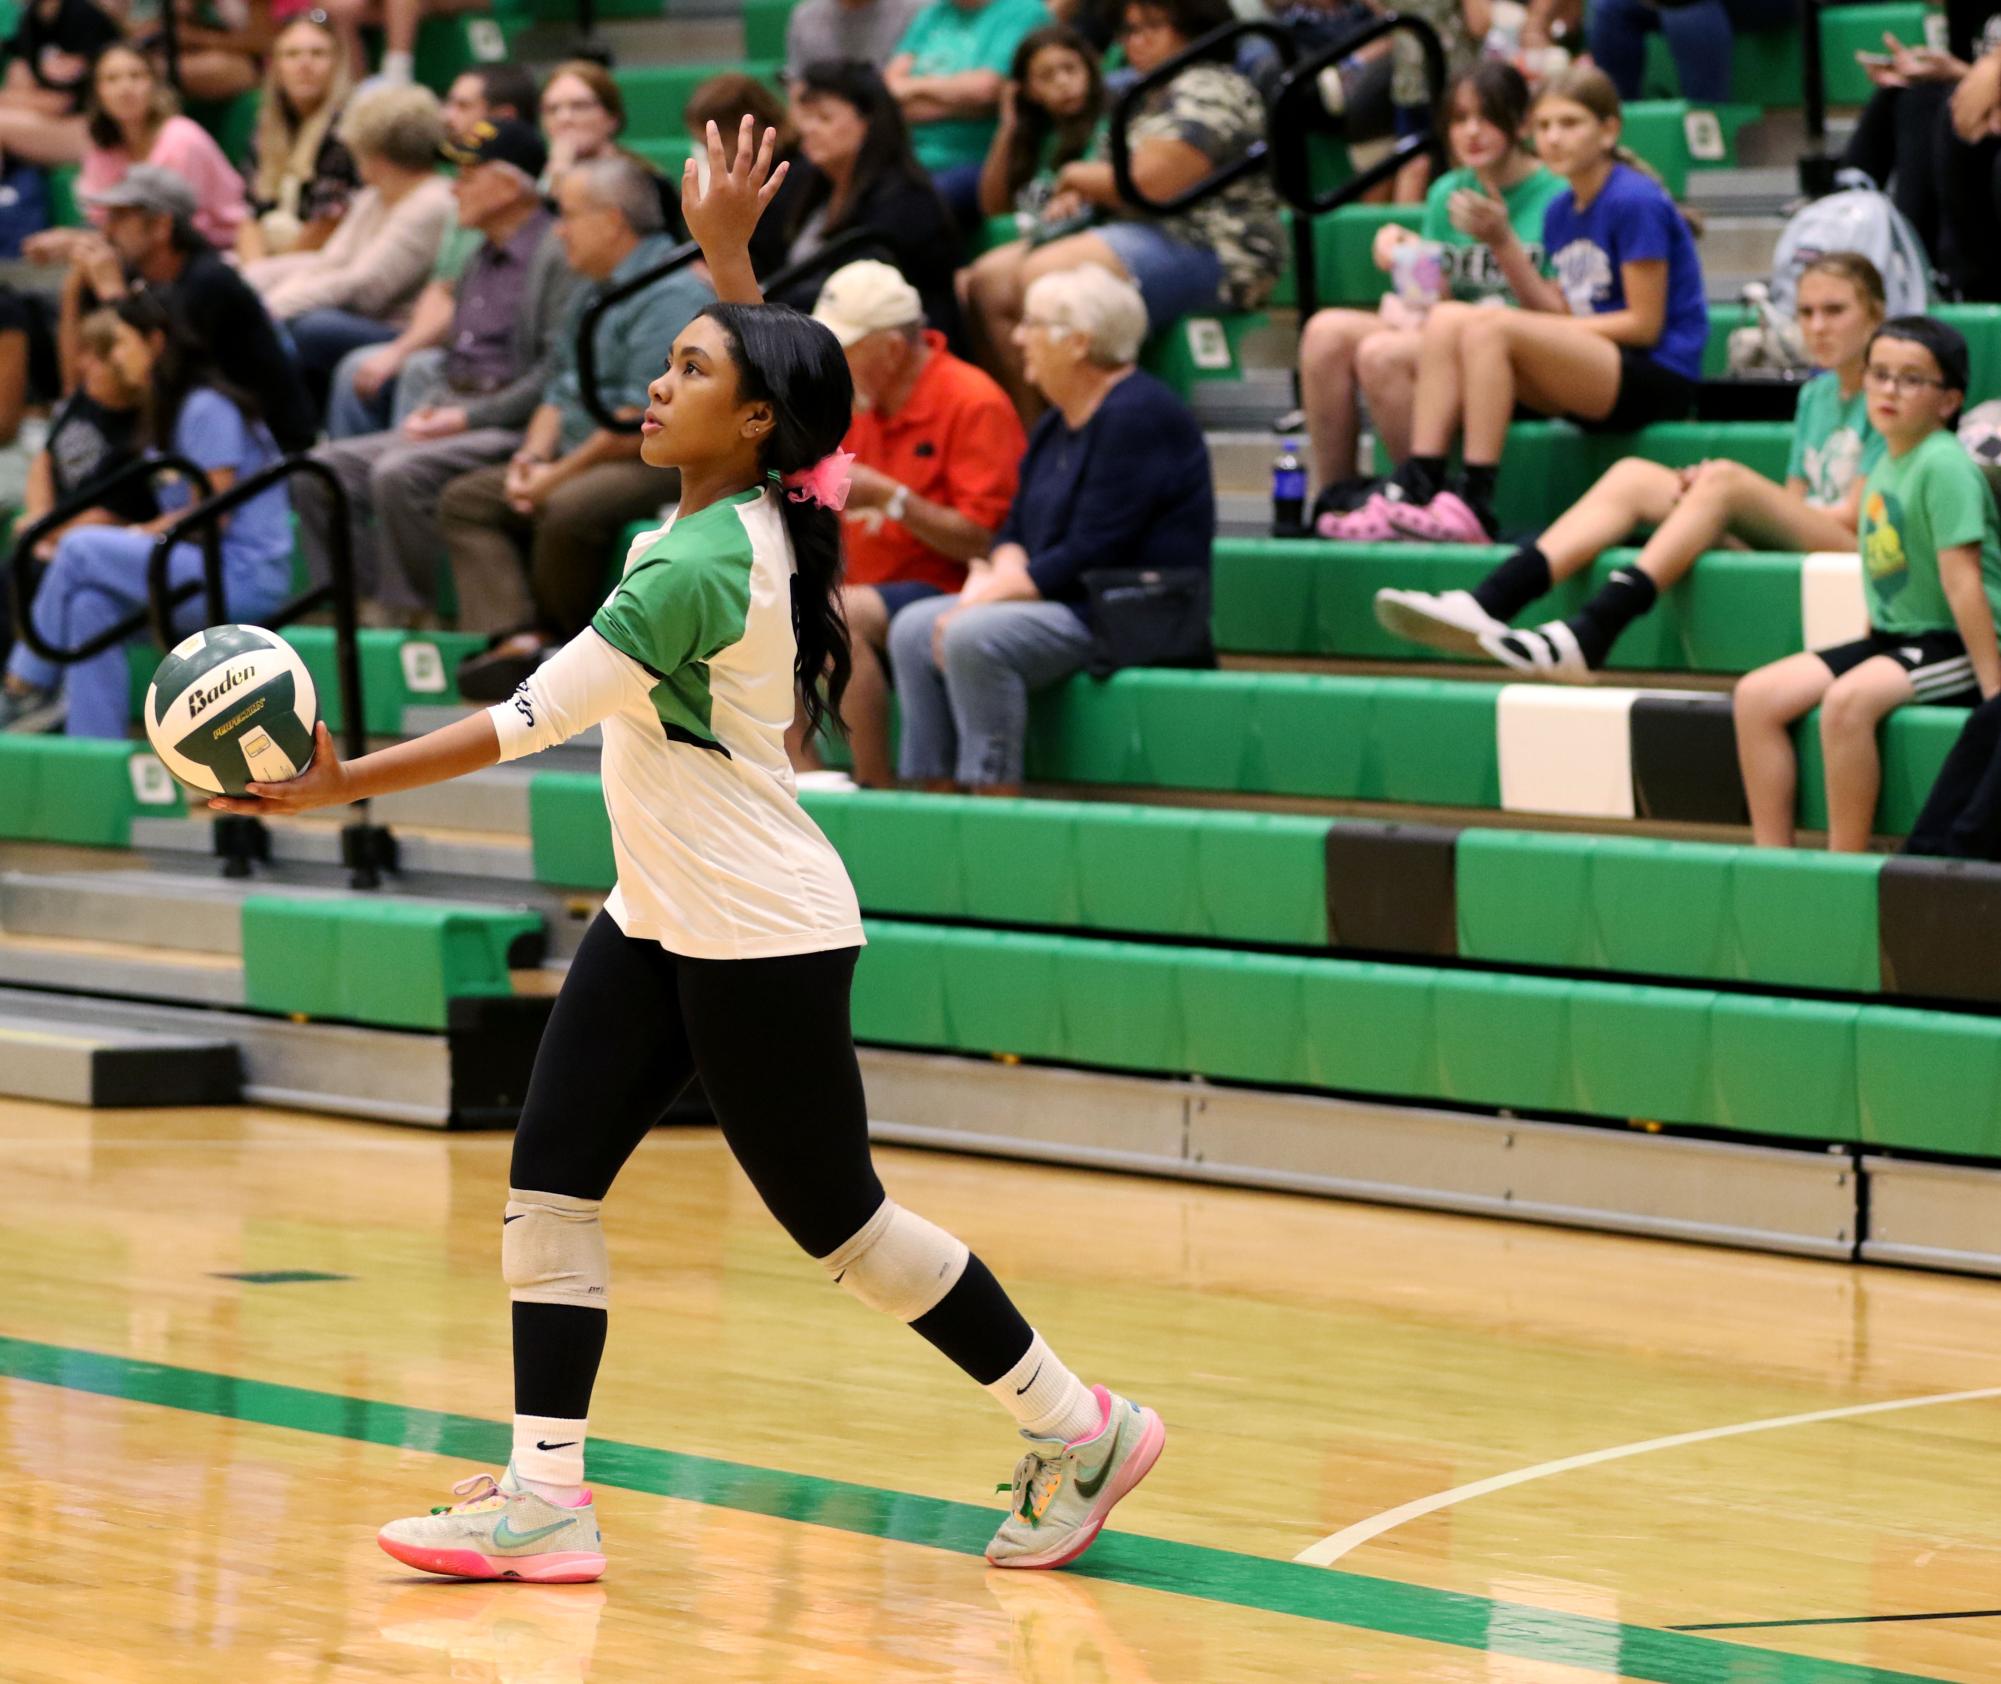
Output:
[1575,347,1697,434]
[1815,629,1981,704]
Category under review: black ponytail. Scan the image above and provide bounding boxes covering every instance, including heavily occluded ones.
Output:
[702,301,855,742]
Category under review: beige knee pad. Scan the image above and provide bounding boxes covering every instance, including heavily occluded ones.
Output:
[502,1188,608,1309]
[818,1198,969,1321]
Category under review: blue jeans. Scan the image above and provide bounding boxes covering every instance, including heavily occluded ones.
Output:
[9,527,290,738]
[288,307,398,420]
[1098,220,1229,326]
[1587,0,1795,101]
[885,593,1093,787]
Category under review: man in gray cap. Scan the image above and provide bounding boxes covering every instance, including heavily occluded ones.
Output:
[58,164,315,451]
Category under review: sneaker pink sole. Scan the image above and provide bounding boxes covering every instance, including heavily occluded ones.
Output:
[985,1408,1167,1571]
[376,1532,607,1583]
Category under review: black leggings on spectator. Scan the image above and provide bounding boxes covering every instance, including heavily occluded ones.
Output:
[1904,694,2001,859]
[1843,82,1950,265]
[508,913,1034,1421]
[1941,129,2001,302]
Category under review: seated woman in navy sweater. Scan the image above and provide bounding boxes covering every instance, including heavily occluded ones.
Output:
[887,263,1211,794]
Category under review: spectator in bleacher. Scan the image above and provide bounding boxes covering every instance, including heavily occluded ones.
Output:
[23,306,150,535]
[297,117,573,619]
[962,0,1285,417]
[768,62,961,336]
[244,83,454,411]
[51,165,317,452]
[0,0,122,169]
[0,288,290,737]
[1321,66,1706,543]
[1586,0,1791,104]
[1386,0,1491,203]
[886,0,1051,227]
[443,155,714,698]
[274,0,486,92]
[789,258,1025,786]
[75,42,249,251]
[975,26,1105,232]
[1299,63,1562,511]
[788,0,927,81]
[887,264,1209,792]
[538,58,675,227]
[684,74,811,278]
[236,13,359,263]
[323,66,542,435]
[1377,254,1889,673]
[1736,316,2001,850]
[1940,24,2001,302]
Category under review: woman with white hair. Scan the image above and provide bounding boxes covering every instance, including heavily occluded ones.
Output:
[245,82,456,410]
[887,264,1213,794]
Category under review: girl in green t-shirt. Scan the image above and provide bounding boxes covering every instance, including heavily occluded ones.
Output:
[1736,314,2001,851]
[1376,253,1889,681]
[1300,62,1560,509]
[976,26,1105,240]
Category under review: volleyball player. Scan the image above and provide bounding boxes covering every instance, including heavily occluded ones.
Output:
[208,119,1163,1583]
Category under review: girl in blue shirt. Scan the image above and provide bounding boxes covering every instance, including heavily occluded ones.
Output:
[1324,65,1709,546]
[0,288,291,738]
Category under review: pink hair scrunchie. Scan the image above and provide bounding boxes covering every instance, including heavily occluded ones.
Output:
[780,449,856,513]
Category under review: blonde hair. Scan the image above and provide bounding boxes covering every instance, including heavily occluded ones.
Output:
[1532,64,1704,234]
[251,17,356,223]
[338,82,446,173]
[1024,265,1149,367]
[1802,250,1888,317]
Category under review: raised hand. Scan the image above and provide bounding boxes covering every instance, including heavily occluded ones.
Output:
[681,116,790,305]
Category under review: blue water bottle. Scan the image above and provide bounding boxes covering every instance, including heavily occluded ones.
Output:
[1271,438,1306,536]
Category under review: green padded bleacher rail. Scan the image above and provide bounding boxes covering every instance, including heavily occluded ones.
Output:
[1214,540,1804,671]
[125,628,487,737]
[0,736,181,846]
[1640,2,1929,106]
[614,62,785,141]
[850,920,2001,1156]
[239,897,540,1031]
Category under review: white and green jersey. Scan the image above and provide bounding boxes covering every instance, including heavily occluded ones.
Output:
[1786,371,1883,509]
[488,484,863,960]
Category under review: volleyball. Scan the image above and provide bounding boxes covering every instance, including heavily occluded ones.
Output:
[144,624,320,796]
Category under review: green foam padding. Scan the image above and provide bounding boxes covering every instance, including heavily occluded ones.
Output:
[613,61,785,142]
[0,735,182,845]
[127,629,488,737]
[1213,540,1803,672]
[531,779,1330,945]
[1456,830,1883,992]
[187,92,260,164]
[240,897,539,1031]
[1311,205,1424,308]
[1142,310,1278,398]
[851,921,2001,1148]
[744,0,797,60]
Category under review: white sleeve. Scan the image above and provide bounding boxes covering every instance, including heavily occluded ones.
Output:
[486,629,659,762]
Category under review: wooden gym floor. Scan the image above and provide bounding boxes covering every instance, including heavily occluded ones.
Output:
[3,1098,2000,1683]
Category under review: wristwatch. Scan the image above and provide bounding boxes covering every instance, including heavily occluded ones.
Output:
[885,483,910,524]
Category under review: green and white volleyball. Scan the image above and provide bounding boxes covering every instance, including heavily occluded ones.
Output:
[145,625,319,796]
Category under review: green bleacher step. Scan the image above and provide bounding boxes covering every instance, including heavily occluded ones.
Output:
[0,736,183,847]
[851,920,2001,1156]
[614,62,785,142]
[239,897,543,1032]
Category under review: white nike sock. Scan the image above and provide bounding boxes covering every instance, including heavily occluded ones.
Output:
[378,49,414,84]
[986,1331,1101,1444]
[512,1413,588,1498]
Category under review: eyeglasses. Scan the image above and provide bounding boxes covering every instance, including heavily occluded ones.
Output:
[1863,365,1948,393]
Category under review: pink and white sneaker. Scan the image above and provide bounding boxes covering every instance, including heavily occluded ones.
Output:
[1315,493,1401,542]
[377,1464,606,1583]
[986,1386,1166,1570]
[1382,490,1491,544]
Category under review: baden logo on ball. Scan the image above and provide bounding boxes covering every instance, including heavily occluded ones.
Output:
[145,625,321,796]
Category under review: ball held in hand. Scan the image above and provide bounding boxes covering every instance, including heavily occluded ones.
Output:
[145,624,320,796]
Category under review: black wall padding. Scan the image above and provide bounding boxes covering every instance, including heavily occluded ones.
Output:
[1879,856,2001,1004]
[1630,694,1749,825]
[1325,821,1460,955]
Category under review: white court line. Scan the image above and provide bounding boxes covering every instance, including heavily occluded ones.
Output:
[1295,1384,2001,1567]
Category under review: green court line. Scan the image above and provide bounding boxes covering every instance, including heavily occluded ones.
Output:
[0,1333,1959,1684]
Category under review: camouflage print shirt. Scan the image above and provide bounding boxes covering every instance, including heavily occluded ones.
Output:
[1108,63,1285,312]
[1389,0,1478,111]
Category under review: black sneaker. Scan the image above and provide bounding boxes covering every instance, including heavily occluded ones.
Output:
[0,684,64,733]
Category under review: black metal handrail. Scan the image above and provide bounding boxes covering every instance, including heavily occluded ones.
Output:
[147,453,393,889]
[1798,0,1838,197]
[575,237,699,432]
[1107,21,1302,217]
[8,454,212,666]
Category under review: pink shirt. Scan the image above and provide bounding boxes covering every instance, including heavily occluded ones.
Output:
[80,115,250,250]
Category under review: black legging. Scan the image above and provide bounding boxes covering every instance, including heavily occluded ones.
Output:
[1843,82,1951,269]
[509,912,1032,1418]
[1905,693,2001,857]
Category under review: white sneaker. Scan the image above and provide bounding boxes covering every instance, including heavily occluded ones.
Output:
[1479,620,1595,683]
[986,1386,1165,1570]
[1372,588,1506,658]
[377,1464,605,1583]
